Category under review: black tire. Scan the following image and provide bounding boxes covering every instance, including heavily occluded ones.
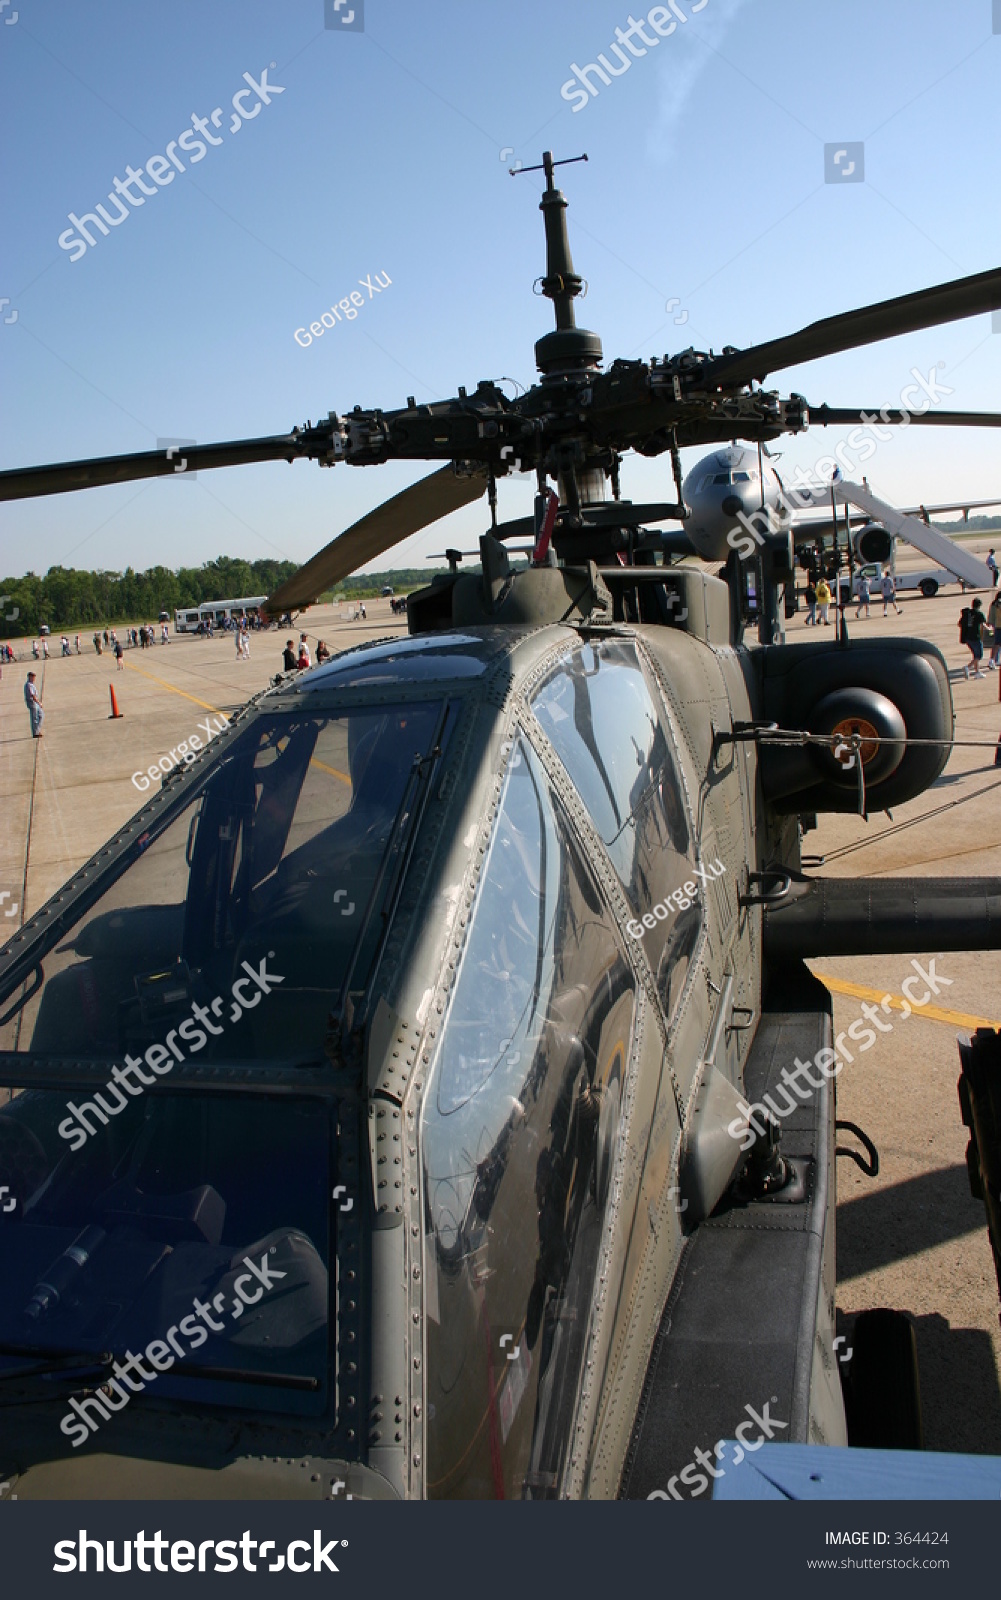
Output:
[845,1308,923,1449]
[919,578,939,598]
[807,686,907,786]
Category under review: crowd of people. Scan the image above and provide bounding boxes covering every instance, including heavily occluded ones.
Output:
[278,633,335,672]
[802,569,902,626]
[7,612,354,743]
[799,547,1001,689]
[89,625,168,654]
[281,633,329,672]
[13,613,276,661]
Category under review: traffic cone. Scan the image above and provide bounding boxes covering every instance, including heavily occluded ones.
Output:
[109,683,123,719]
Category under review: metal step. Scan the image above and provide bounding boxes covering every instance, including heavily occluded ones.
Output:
[619,964,838,1500]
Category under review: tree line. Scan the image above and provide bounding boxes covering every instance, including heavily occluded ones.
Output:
[0,557,298,637]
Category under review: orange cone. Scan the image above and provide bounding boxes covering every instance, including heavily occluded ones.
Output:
[109,683,122,719]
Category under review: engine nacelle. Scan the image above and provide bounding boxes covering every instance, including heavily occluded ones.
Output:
[854,521,893,565]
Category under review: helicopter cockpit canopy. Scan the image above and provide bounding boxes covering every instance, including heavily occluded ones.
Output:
[3,701,446,1066]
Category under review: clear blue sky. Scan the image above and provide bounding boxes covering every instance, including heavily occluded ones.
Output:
[2,0,999,580]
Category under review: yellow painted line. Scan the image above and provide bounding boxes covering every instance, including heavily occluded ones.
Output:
[124,660,351,785]
[813,973,999,1032]
[310,757,351,785]
[124,659,225,716]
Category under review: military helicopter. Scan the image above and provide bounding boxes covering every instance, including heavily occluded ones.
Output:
[1,152,1001,1502]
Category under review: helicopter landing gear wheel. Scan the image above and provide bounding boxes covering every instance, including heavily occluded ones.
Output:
[808,687,907,787]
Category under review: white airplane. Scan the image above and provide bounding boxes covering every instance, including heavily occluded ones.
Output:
[681,445,1000,588]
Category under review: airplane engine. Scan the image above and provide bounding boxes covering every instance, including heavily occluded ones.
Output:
[854,521,893,564]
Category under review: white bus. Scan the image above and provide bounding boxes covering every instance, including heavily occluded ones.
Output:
[173,595,268,633]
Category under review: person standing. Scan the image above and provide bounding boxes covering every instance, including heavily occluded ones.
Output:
[24,670,43,737]
[75,634,81,654]
[298,633,312,669]
[987,590,1001,671]
[881,569,902,616]
[959,597,988,679]
[855,574,871,619]
[283,638,297,672]
[114,638,124,671]
[804,580,817,625]
[815,576,831,625]
[987,548,998,587]
[240,627,250,660]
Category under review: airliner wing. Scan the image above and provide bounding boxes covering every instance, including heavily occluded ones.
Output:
[785,494,1001,545]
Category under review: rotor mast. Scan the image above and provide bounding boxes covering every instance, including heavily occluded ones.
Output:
[514,151,607,518]
[530,152,603,378]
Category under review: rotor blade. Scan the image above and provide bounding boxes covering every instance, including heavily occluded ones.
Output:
[0,434,318,502]
[580,501,686,527]
[700,266,1001,389]
[810,406,1001,429]
[834,481,992,587]
[266,466,487,613]
[492,501,685,543]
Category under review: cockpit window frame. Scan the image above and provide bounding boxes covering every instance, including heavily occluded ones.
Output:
[417,730,640,1500]
[525,635,707,1034]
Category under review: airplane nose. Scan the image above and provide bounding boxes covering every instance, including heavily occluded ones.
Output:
[721,494,743,518]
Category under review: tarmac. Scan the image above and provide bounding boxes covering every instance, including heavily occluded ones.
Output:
[1,550,999,1455]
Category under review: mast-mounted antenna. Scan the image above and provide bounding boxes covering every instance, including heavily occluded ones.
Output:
[512,151,603,376]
